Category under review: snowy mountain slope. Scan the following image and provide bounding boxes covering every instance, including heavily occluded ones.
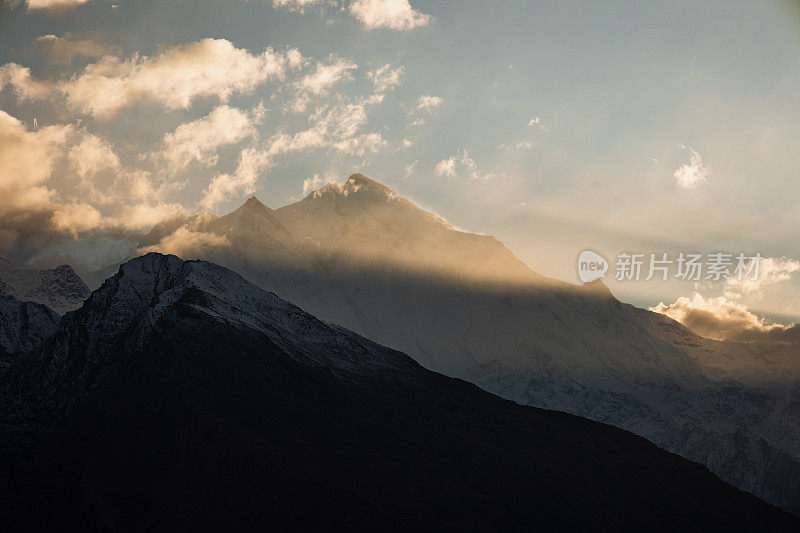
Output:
[1,253,795,530]
[0,258,90,315]
[140,173,800,514]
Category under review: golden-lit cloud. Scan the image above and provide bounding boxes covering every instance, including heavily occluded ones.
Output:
[651,292,800,344]
[0,110,72,215]
[202,98,386,209]
[32,33,113,65]
[0,109,184,264]
[26,0,90,10]
[0,63,53,100]
[139,225,232,259]
[1,39,300,119]
[146,104,263,175]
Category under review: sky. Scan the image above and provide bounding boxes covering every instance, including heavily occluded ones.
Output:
[2,0,800,328]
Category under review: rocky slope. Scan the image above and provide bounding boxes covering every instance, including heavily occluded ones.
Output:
[0,258,90,315]
[0,283,59,372]
[1,253,795,530]
[140,173,800,514]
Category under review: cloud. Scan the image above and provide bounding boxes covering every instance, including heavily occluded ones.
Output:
[26,0,90,10]
[302,173,339,196]
[434,149,497,180]
[0,63,53,100]
[724,256,800,300]
[201,98,386,209]
[138,225,232,258]
[146,104,262,175]
[0,110,74,215]
[402,160,417,179]
[349,0,430,30]
[367,63,404,94]
[69,133,120,178]
[498,140,533,153]
[416,95,443,111]
[272,0,327,13]
[0,109,184,265]
[674,144,710,188]
[527,116,540,127]
[434,156,457,178]
[32,33,113,65]
[651,292,800,344]
[2,39,299,118]
[290,56,357,112]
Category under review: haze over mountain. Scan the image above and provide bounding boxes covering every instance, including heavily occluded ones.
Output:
[141,174,800,514]
[1,253,795,530]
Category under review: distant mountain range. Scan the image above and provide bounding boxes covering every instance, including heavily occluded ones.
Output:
[1,254,794,530]
[139,173,800,514]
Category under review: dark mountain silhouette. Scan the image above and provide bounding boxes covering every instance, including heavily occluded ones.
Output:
[0,254,795,530]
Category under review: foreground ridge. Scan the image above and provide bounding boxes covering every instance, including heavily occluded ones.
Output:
[0,254,795,530]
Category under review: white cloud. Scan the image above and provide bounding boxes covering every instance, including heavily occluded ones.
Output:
[434,156,457,178]
[33,33,112,65]
[302,173,339,196]
[435,149,497,180]
[724,257,800,300]
[651,292,800,343]
[147,104,262,175]
[367,63,404,93]
[349,0,430,30]
[402,160,417,179]
[290,56,357,112]
[527,116,540,127]
[2,39,298,118]
[272,0,327,12]
[201,146,270,211]
[499,140,533,153]
[201,98,386,209]
[416,95,443,111]
[674,144,710,188]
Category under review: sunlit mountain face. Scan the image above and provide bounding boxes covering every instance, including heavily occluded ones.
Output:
[137,174,800,514]
[2,0,800,527]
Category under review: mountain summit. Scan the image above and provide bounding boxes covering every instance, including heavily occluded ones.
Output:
[139,173,800,514]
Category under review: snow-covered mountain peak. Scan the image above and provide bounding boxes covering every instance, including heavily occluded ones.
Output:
[33,253,414,398]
